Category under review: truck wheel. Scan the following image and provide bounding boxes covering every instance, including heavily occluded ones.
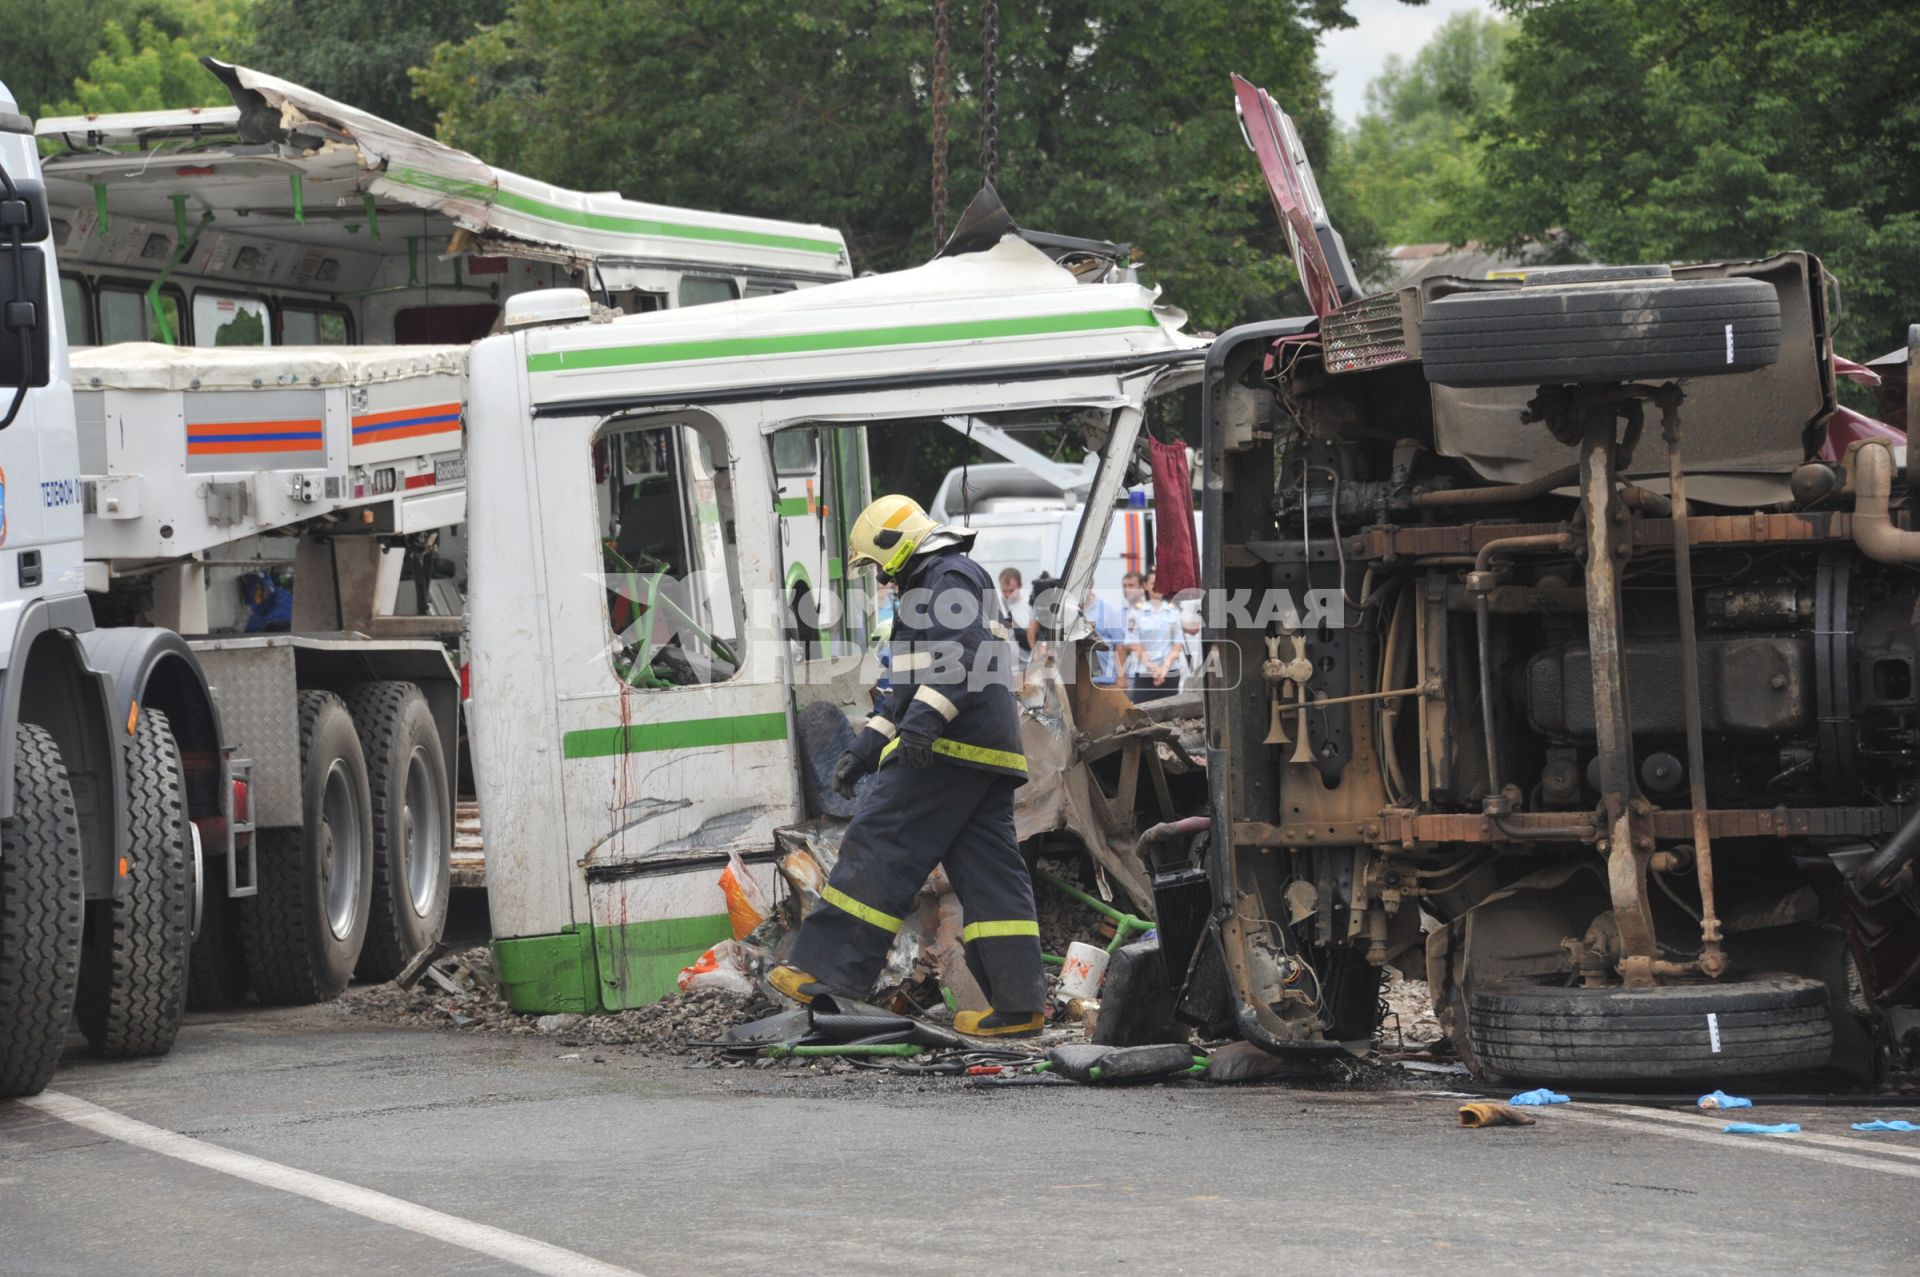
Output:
[1466,974,1833,1085]
[238,691,374,1004]
[1422,276,1782,387]
[0,723,84,1098]
[346,681,451,981]
[76,709,192,1057]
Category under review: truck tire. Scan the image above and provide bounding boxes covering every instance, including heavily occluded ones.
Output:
[76,708,192,1057]
[346,681,451,981]
[1422,277,1782,388]
[238,691,374,1004]
[0,723,84,1098]
[1466,974,1833,1085]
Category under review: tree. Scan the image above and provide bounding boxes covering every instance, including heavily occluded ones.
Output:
[1453,0,1920,357]
[55,1,249,116]
[240,0,508,135]
[416,0,1375,333]
[0,0,156,118]
[1337,10,1512,246]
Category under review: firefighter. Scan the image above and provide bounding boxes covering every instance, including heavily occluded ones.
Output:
[769,494,1045,1036]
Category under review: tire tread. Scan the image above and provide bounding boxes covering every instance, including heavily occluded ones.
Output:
[77,709,191,1057]
[0,723,83,1098]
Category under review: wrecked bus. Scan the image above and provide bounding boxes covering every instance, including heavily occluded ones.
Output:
[1197,78,1920,1085]
[460,196,1209,1012]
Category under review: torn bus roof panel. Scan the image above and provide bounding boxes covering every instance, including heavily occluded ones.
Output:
[523,234,1205,411]
[218,60,852,278]
[40,60,852,279]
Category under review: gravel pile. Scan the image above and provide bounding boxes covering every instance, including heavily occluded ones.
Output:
[335,946,752,1054]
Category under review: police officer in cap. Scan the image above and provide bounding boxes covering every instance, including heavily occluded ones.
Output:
[768,495,1045,1036]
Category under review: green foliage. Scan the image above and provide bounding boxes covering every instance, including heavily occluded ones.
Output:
[1455,0,1920,357]
[1337,10,1512,245]
[239,0,506,135]
[0,0,176,117]
[416,0,1367,332]
[55,1,248,115]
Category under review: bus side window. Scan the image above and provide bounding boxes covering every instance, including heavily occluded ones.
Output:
[611,290,667,314]
[60,275,93,347]
[193,292,273,347]
[282,304,353,345]
[597,417,743,688]
[99,284,185,345]
[677,276,739,308]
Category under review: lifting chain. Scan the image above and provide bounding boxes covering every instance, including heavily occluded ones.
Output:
[931,0,952,248]
[978,0,999,192]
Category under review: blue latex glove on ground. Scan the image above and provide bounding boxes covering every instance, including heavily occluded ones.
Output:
[1509,1088,1570,1106]
[1851,1120,1919,1132]
[1723,1122,1800,1135]
[1698,1090,1753,1110]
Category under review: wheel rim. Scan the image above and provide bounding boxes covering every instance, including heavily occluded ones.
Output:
[322,759,364,940]
[402,746,443,917]
[189,820,205,943]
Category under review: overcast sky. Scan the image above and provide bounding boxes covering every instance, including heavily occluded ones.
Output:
[1320,0,1495,122]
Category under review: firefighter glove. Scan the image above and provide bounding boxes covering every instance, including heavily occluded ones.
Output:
[831,751,868,799]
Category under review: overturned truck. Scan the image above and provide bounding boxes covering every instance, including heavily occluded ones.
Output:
[1200,79,1920,1086]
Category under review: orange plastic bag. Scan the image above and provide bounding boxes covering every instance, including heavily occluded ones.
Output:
[719,849,768,941]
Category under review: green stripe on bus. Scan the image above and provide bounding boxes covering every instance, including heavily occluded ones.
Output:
[775,496,812,517]
[561,711,788,759]
[525,308,1162,375]
[494,914,735,1013]
[387,167,845,256]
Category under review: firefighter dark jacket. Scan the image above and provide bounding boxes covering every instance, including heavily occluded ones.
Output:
[849,549,1027,783]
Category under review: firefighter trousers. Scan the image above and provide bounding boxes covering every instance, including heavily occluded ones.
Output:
[789,758,1045,1013]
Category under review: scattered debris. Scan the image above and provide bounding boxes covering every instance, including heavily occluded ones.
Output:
[1723,1122,1801,1136]
[1851,1120,1919,1132]
[1699,1090,1753,1110]
[337,949,755,1053]
[1459,1102,1536,1129]
[1510,1088,1571,1106]
[1204,1041,1322,1084]
[394,941,453,991]
[1044,1042,1205,1085]
[1379,968,1443,1049]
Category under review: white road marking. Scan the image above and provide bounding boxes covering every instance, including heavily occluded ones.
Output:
[23,1091,644,1277]
[1547,1105,1920,1180]
[1589,1102,1920,1164]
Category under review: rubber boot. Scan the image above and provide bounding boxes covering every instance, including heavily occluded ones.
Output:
[766,964,831,1006]
[954,1008,1044,1039]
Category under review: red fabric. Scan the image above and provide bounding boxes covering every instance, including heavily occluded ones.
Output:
[1149,437,1199,597]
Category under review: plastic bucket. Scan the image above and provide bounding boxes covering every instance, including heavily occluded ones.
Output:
[1056,941,1110,1002]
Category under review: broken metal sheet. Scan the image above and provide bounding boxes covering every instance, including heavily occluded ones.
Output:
[209,60,851,278]
[1015,660,1203,914]
[41,59,848,278]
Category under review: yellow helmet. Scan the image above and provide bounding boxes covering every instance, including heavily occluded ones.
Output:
[848,494,938,577]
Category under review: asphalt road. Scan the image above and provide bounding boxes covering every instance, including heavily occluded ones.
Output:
[4,1007,1918,1276]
